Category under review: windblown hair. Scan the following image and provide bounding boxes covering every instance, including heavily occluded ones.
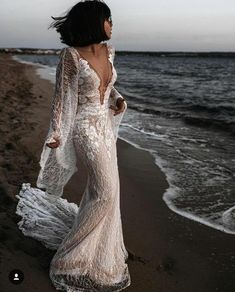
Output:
[48,0,111,47]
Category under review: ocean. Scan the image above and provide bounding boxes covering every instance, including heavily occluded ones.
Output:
[13,48,235,235]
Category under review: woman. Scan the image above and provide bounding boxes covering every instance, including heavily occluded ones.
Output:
[15,0,131,291]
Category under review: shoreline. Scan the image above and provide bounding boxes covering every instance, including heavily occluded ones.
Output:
[1,53,235,291]
[14,54,235,238]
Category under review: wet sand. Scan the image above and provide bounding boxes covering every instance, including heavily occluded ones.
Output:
[0,52,235,292]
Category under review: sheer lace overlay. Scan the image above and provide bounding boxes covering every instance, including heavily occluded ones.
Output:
[15,43,131,291]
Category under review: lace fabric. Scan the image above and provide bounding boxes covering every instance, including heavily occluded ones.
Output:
[15,43,131,291]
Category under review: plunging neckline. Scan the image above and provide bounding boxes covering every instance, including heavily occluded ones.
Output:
[72,43,114,105]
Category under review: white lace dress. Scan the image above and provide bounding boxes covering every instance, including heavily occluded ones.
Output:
[15,43,131,291]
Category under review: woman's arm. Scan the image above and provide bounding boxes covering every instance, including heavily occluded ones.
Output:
[109,45,126,106]
[46,48,77,147]
[110,86,125,104]
[109,86,127,115]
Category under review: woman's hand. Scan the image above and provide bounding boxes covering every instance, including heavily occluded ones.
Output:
[109,97,126,116]
[46,137,60,149]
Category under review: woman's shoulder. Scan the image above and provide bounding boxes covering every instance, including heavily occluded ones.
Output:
[106,43,115,59]
[57,47,72,60]
[107,42,115,51]
[58,47,80,67]
[59,46,75,55]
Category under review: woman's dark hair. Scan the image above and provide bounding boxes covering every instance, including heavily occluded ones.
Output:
[48,0,111,47]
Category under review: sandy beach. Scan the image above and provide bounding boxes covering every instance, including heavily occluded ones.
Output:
[0,52,235,292]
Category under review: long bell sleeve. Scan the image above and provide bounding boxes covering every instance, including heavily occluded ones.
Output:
[46,48,78,144]
[36,47,79,198]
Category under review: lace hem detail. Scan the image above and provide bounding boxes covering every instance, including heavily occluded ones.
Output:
[15,183,131,291]
[16,183,79,250]
[49,265,131,292]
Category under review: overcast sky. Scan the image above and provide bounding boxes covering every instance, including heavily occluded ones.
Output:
[1,0,235,51]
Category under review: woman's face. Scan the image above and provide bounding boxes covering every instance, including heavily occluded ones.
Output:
[104,16,113,39]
